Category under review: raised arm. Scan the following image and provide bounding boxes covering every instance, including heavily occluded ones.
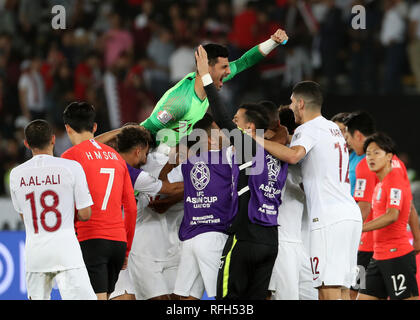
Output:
[224,29,289,82]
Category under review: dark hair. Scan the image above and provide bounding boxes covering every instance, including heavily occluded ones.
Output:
[259,100,279,129]
[63,101,96,133]
[363,132,396,155]
[345,111,375,137]
[24,119,53,150]
[239,103,270,131]
[193,113,214,134]
[279,108,297,134]
[183,113,215,149]
[116,126,153,153]
[202,43,229,66]
[292,81,323,110]
[331,112,350,124]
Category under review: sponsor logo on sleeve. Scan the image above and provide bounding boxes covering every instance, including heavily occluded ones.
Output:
[157,110,173,124]
[354,179,366,198]
[389,188,402,206]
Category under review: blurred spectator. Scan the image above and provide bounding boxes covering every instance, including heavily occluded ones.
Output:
[380,0,407,94]
[408,0,420,93]
[319,0,345,93]
[120,55,156,125]
[18,56,46,120]
[229,1,258,50]
[132,0,154,55]
[205,1,233,35]
[348,0,382,94]
[74,50,102,101]
[102,12,133,69]
[59,30,78,69]
[145,25,175,98]
[40,43,65,94]
[18,0,42,45]
[49,60,74,125]
[0,0,18,34]
[283,43,313,87]
[169,37,196,84]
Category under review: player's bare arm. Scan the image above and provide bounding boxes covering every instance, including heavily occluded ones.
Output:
[358,201,372,222]
[148,192,184,214]
[362,208,400,232]
[77,206,92,222]
[194,28,288,99]
[159,181,184,196]
[254,135,306,164]
[94,124,143,145]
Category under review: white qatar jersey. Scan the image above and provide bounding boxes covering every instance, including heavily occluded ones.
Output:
[9,154,93,272]
[277,164,305,242]
[290,116,362,230]
[130,150,183,261]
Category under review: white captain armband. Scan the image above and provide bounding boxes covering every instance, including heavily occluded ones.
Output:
[259,38,280,55]
[201,73,213,86]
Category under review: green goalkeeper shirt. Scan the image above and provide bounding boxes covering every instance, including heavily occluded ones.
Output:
[140,44,265,146]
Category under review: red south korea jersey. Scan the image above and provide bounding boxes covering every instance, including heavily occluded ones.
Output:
[371,168,413,260]
[354,155,410,252]
[62,139,137,256]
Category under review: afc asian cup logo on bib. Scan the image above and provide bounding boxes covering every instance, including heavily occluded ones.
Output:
[190,161,210,191]
[266,154,281,181]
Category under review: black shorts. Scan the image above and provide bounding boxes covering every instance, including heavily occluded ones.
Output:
[216,235,278,300]
[359,251,418,300]
[351,251,373,291]
[80,239,127,294]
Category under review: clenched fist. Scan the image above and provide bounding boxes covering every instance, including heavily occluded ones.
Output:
[271,29,289,44]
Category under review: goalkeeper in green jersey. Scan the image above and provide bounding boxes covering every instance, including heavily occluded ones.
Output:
[142,28,288,147]
[96,29,288,148]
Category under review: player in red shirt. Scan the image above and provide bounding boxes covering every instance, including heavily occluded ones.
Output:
[61,102,137,300]
[346,111,420,299]
[357,133,418,300]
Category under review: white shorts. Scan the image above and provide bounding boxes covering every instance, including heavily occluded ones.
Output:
[310,220,362,289]
[128,253,180,300]
[109,268,136,299]
[269,241,303,299]
[174,232,228,298]
[299,247,319,300]
[269,241,318,300]
[26,267,96,300]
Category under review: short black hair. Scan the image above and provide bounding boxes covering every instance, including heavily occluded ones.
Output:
[345,111,375,137]
[116,126,153,153]
[63,101,96,133]
[363,132,396,155]
[183,113,215,149]
[292,81,323,110]
[259,100,279,129]
[193,113,214,134]
[331,112,350,124]
[279,108,297,134]
[239,103,270,131]
[24,119,53,150]
[202,43,229,66]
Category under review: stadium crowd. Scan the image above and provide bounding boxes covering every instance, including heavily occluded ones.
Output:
[1,0,420,214]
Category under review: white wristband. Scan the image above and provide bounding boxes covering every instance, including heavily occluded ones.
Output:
[259,38,279,55]
[201,73,213,86]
